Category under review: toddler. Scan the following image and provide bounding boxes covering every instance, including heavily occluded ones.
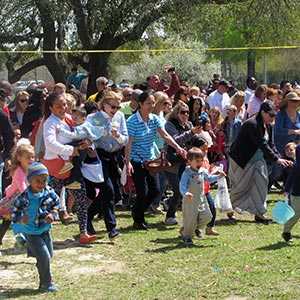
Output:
[12,162,60,292]
[179,148,225,246]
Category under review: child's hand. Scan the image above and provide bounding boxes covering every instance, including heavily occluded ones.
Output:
[185,192,193,202]
[45,213,54,224]
[21,215,29,224]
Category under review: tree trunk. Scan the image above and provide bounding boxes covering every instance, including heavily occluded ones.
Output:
[87,52,110,97]
[247,50,256,78]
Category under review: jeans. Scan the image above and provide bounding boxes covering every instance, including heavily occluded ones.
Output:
[85,154,117,234]
[152,172,167,207]
[206,192,216,228]
[25,231,53,287]
[131,161,160,224]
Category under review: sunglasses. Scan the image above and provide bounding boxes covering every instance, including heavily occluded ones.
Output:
[19,99,28,103]
[180,110,189,115]
[108,103,121,110]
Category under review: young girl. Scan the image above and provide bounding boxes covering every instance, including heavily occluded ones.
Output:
[0,140,34,245]
[12,162,59,292]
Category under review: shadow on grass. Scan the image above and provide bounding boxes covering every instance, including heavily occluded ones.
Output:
[119,221,174,235]
[215,218,256,226]
[0,248,27,256]
[0,288,41,298]
[256,241,298,251]
[0,261,32,268]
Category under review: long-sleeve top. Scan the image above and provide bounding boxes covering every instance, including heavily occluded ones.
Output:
[12,186,60,235]
[274,109,300,155]
[223,117,242,149]
[87,110,128,153]
[179,166,220,196]
[285,145,300,196]
[244,87,254,105]
[207,90,231,116]
[0,110,14,162]
[58,121,107,141]
[5,166,27,198]
[43,114,74,160]
[247,95,264,117]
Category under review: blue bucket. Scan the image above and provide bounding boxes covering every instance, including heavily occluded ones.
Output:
[272,201,295,224]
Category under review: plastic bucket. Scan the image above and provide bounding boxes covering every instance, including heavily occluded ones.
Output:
[272,201,295,224]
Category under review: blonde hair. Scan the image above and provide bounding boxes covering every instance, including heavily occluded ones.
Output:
[10,143,34,176]
[14,91,29,111]
[208,107,223,126]
[190,86,200,96]
[99,91,122,110]
[153,91,169,115]
[231,91,245,107]
[65,93,76,111]
[166,100,188,121]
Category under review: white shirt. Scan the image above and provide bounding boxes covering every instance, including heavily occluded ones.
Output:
[244,87,254,105]
[43,114,74,160]
[207,90,230,115]
[247,95,264,117]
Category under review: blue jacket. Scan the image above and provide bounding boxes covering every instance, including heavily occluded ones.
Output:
[223,117,242,148]
[274,110,300,155]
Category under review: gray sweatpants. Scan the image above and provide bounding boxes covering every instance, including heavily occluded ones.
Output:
[283,195,300,233]
[182,196,212,238]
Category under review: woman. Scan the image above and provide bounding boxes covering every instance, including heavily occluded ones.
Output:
[42,93,96,244]
[173,86,189,105]
[274,91,300,155]
[86,91,127,239]
[231,91,247,122]
[247,84,267,117]
[163,101,202,225]
[188,96,204,126]
[9,91,29,128]
[229,101,292,224]
[125,92,186,230]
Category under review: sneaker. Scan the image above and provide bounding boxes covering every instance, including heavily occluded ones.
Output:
[133,222,148,231]
[150,205,164,215]
[282,232,293,243]
[165,217,178,225]
[59,162,74,174]
[65,181,81,190]
[79,233,97,244]
[182,236,193,246]
[108,230,120,240]
[195,229,203,239]
[206,227,220,236]
[39,283,59,293]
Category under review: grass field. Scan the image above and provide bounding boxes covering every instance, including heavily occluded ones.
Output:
[1,192,300,300]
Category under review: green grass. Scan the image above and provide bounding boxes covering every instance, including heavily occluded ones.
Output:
[1,193,300,300]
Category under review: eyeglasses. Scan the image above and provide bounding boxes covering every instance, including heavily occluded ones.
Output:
[180,110,189,115]
[108,103,121,110]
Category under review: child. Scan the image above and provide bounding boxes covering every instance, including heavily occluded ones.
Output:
[11,162,59,292]
[57,106,107,189]
[179,148,225,246]
[282,142,296,191]
[0,140,34,245]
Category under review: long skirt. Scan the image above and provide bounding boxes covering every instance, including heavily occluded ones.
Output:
[229,157,268,215]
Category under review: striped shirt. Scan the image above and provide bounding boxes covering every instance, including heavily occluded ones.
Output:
[127,111,163,162]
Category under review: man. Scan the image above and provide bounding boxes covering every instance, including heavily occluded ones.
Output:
[120,89,142,120]
[66,67,87,90]
[244,77,257,107]
[0,107,14,199]
[87,76,108,103]
[206,79,231,115]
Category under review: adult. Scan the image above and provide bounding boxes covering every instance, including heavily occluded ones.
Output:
[229,101,291,224]
[280,80,293,96]
[86,91,127,238]
[163,101,202,225]
[188,96,204,126]
[42,93,95,244]
[244,77,257,107]
[125,92,186,230]
[21,89,47,138]
[247,84,267,117]
[0,109,14,199]
[0,89,10,116]
[206,80,231,115]
[274,92,300,155]
[266,88,282,112]
[66,67,87,90]
[120,89,142,119]
[122,87,133,103]
[173,86,189,105]
[87,76,108,103]
[9,91,29,128]
[231,91,247,122]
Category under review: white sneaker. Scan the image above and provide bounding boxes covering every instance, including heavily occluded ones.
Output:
[165,217,178,225]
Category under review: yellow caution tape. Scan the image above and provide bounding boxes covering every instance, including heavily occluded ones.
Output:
[0,46,299,54]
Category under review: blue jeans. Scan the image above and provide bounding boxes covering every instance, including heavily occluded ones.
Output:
[165,171,181,219]
[152,172,167,207]
[0,160,4,199]
[25,231,53,287]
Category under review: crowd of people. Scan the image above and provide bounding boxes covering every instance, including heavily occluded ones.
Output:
[0,67,300,292]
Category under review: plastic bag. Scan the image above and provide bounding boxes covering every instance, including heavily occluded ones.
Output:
[215,177,232,212]
[272,200,295,224]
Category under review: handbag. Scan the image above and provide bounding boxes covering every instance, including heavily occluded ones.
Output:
[42,158,70,180]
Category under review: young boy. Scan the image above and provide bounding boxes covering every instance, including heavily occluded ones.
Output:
[12,162,60,292]
[57,107,107,189]
[282,144,300,243]
[179,148,225,246]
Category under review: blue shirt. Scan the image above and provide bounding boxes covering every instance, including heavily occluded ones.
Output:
[67,73,86,89]
[127,111,163,162]
[87,110,128,152]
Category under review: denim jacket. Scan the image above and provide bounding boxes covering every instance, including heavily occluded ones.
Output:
[12,186,60,227]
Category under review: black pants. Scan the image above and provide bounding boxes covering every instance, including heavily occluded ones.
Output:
[131,161,160,224]
[0,219,11,244]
